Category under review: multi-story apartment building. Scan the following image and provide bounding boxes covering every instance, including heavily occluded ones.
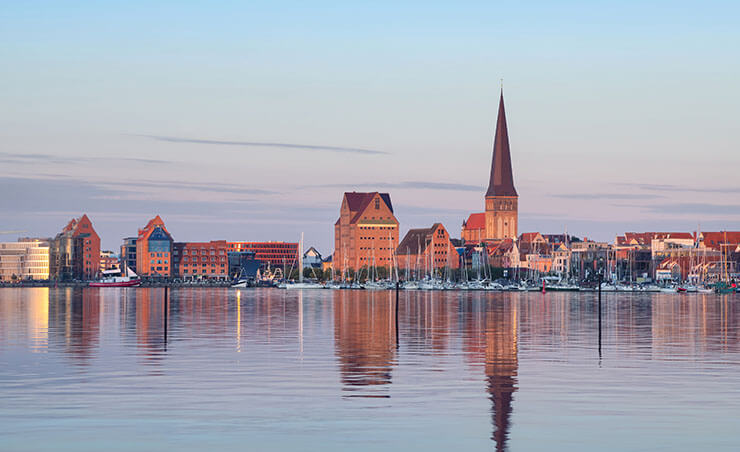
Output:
[172,240,229,280]
[396,223,459,272]
[333,192,399,274]
[49,214,100,280]
[120,237,137,273]
[136,216,173,278]
[0,239,50,281]
[226,242,298,268]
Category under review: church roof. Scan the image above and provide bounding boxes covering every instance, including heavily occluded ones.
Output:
[463,213,485,230]
[485,91,517,197]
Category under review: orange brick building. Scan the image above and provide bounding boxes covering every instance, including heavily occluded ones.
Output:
[226,242,298,268]
[397,223,460,272]
[173,240,229,279]
[136,215,174,277]
[333,192,399,275]
[50,214,101,280]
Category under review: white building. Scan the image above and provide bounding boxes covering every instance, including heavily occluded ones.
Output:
[0,240,50,281]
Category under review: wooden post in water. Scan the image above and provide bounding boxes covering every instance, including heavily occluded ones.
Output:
[597,272,602,358]
[395,281,400,349]
[164,286,168,345]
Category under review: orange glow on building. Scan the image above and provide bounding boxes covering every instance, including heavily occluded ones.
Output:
[173,240,229,279]
[136,215,173,277]
[333,192,399,275]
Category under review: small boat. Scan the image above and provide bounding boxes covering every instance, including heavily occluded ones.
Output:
[89,267,141,287]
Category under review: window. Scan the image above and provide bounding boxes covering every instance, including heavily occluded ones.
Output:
[375,199,380,209]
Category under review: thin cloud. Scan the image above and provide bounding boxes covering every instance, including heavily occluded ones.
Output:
[552,193,664,200]
[101,179,279,195]
[302,181,483,191]
[634,203,740,216]
[0,151,169,165]
[616,183,740,194]
[136,134,389,155]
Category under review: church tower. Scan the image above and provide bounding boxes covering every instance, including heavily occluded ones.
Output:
[484,91,518,241]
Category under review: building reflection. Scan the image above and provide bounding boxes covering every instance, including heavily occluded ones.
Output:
[333,290,395,396]
[48,288,100,362]
[462,294,518,452]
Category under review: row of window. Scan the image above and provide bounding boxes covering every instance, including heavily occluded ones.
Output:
[178,257,226,263]
[177,249,226,255]
[151,259,169,265]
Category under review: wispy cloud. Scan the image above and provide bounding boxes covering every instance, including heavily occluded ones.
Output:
[136,135,389,155]
[551,193,664,200]
[0,151,169,165]
[101,179,279,196]
[616,183,740,194]
[302,181,483,191]
[633,202,740,216]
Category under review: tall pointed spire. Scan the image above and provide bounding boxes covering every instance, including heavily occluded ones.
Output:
[485,90,517,197]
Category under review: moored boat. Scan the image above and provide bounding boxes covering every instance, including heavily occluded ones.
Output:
[89,267,141,287]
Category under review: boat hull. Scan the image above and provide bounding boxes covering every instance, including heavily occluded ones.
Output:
[89,280,142,288]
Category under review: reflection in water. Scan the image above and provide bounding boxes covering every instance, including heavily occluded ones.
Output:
[48,288,100,362]
[1,289,739,451]
[461,295,518,452]
[334,290,396,396]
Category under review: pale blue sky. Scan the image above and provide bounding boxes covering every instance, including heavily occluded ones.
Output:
[1,1,739,251]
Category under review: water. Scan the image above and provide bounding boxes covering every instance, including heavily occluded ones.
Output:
[1,287,738,451]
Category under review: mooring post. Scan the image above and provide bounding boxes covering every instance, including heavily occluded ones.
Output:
[597,272,602,357]
[164,285,168,344]
[395,281,400,348]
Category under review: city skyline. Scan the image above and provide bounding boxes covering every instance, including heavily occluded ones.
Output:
[2,1,740,252]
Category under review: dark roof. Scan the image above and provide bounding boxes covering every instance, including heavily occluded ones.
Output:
[342,192,395,224]
[485,91,517,197]
[397,223,443,255]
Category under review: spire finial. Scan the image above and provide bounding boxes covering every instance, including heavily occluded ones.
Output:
[500,78,504,93]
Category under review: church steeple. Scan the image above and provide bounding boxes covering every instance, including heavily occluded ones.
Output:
[485,91,517,197]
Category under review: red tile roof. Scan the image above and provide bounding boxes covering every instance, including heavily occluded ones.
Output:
[463,213,485,230]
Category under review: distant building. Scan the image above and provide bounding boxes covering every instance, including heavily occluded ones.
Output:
[136,216,173,278]
[172,240,229,280]
[462,91,518,243]
[120,237,137,272]
[303,247,323,269]
[333,191,399,275]
[0,239,49,281]
[697,231,740,252]
[227,242,298,268]
[99,250,119,272]
[49,214,100,280]
[396,223,459,272]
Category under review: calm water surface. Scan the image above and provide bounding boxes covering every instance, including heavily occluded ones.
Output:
[1,288,738,451]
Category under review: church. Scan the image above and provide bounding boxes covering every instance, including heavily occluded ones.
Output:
[461,91,519,244]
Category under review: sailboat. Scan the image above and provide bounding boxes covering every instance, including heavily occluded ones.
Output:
[285,232,324,289]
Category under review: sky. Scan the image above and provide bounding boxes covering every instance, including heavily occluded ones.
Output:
[1,0,739,253]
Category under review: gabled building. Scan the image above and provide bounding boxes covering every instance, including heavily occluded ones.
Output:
[303,246,323,269]
[333,192,399,275]
[396,223,459,273]
[49,214,100,280]
[136,216,173,278]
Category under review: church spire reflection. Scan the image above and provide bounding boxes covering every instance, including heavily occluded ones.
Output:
[485,301,518,451]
